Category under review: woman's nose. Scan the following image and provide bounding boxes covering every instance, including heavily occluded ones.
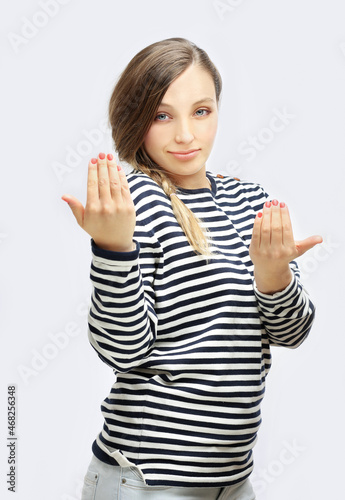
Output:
[175,120,194,143]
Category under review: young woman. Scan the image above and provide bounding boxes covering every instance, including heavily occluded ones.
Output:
[62,38,322,500]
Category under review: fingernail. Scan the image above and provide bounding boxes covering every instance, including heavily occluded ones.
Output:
[280,202,286,208]
[265,201,271,208]
[117,164,122,171]
[257,212,263,218]
[107,154,113,161]
[99,152,106,160]
[91,158,97,164]
[272,199,279,206]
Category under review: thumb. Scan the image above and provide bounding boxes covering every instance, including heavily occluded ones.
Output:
[61,195,85,227]
[295,235,323,257]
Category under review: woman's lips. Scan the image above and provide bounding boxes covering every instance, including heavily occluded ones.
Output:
[168,149,200,161]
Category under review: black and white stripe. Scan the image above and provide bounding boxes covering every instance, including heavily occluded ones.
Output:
[87,171,315,487]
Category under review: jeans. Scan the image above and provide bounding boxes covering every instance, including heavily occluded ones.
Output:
[81,454,256,500]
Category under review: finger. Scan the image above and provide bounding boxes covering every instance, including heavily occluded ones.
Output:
[270,199,283,246]
[61,194,85,227]
[107,153,122,201]
[295,235,323,257]
[280,203,295,245]
[260,201,272,247]
[97,152,112,202]
[117,164,134,201]
[86,157,99,206]
[110,160,135,205]
[250,211,263,250]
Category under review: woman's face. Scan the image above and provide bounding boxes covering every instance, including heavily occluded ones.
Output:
[143,64,219,188]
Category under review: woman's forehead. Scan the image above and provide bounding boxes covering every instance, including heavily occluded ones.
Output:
[160,65,217,105]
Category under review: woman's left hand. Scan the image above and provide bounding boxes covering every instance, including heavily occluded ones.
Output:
[249,200,323,294]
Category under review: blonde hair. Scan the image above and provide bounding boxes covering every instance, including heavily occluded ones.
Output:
[108,38,222,256]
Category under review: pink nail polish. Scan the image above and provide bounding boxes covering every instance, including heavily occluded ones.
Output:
[107,154,113,161]
[280,202,286,208]
[91,158,97,164]
[272,199,279,206]
[265,201,271,208]
[257,212,263,218]
[99,152,106,160]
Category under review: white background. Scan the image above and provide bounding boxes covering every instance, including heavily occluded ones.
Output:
[1,0,344,498]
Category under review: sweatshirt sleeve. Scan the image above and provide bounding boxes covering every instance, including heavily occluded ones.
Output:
[244,181,316,348]
[253,259,316,348]
[87,232,164,373]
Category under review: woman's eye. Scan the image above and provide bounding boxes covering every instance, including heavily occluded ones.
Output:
[195,109,209,117]
[155,113,169,121]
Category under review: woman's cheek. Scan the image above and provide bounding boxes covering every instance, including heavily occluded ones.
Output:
[204,119,218,147]
[143,124,161,155]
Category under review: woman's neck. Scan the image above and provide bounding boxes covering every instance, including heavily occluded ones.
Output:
[169,169,211,190]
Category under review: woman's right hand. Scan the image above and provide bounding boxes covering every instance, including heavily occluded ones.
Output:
[62,153,136,252]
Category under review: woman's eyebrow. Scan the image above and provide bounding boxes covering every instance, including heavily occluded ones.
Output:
[159,97,215,108]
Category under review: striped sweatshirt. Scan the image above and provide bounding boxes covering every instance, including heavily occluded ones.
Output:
[87,170,315,487]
